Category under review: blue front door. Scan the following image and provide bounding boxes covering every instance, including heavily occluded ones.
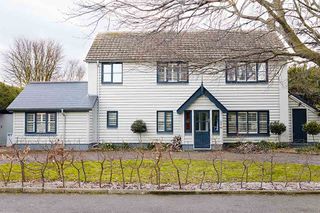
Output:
[194,110,210,149]
[292,109,307,143]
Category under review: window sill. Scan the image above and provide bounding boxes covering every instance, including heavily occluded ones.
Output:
[225,81,268,84]
[101,82,123,85]
[25,134,57,136]
[157,131,173,134]
[157,81,189,84]
[227,133,270,137]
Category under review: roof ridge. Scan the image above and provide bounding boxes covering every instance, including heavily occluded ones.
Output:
[97,29,272,34]
[29,81,88,84]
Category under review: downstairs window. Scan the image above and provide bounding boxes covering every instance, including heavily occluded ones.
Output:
[25,112,56,134]
[227,111,269,135]
[157,111,173,133]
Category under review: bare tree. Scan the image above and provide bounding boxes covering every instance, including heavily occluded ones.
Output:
[69,0,320,66]
[168,150,182,189]
[3,38,63,86]
[51,145,72,188]
[97,151,107,188]
[12,145,30,187]
[55,59,86,81]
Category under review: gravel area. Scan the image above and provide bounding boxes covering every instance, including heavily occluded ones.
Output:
[2,181,320,191]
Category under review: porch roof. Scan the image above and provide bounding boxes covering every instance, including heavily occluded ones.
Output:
[177,84,228,114]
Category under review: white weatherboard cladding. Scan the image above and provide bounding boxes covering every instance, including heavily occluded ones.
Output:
[90,61,285,144]
[12,112,91,144]
[288,96,320,143]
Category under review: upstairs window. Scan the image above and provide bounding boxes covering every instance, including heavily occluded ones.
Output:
[157,111,173,132]
[102,63,123,84]
[157,62,188,83]
[25,112,56,134]
[226,62,268,83]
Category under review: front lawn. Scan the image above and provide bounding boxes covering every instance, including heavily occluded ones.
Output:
[1,159,319,185]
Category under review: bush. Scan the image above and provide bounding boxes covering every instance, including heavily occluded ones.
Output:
[236,142,259,154]
[121,142,130,150]
[99,143,116,150]
[270,121,286,142]
[303,121,320,142]
[257,140,289,151]
[170,136,182,151]
[131,120,147,133]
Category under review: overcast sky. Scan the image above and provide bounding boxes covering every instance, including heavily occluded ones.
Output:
[0,0,100,82]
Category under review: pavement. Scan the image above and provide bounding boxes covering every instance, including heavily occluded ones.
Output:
[0,194,320,213]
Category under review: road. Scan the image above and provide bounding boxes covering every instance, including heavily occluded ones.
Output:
[0,194,319,213]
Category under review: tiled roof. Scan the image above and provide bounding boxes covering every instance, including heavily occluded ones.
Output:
[86,30,285,62]
[7,82,97,111]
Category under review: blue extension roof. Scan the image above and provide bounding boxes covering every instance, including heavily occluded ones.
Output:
[177,84,228,114]
[7,82,97,112]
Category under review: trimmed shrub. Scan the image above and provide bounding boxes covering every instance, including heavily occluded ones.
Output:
[131,120,147,133]
[131,120,147,144]
[270,121,286,142]
[303,121,320,142]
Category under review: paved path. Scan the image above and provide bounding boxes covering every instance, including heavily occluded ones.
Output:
[0,194,319,213]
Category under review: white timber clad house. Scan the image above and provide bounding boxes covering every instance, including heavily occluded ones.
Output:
[7,30,320,149]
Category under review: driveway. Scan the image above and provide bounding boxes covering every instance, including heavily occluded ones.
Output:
[0,194,319,213]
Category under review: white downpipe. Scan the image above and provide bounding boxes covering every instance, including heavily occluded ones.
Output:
[96,61,100,143]
[61,109,66,146]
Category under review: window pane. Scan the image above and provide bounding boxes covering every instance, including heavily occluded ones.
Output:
[108,112,118,127]
[200,112,209,131]
[212,110,219,133]
[113,73,122,83]
[103,73,112,82]
[113,63,122,73]
[47,113,56,133]
[248,112,258,133]
[237,63,247,81]
[238,112,247,133]
[228,112,237,133]
[184,111,192,132]
[247,63,256,81]
[257,63,267,81]
[113,64,122,83]
[226,63,236,81]
[158,65,167,82]
[26,113,35,133]
[103,64,112,82]
[157,112,165,132]
[179,63,188,81]
[195,111,200,131]
[259,112,268,133]
[165,112,173,131]
[168,64,178,82]
[36,113,46,133]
